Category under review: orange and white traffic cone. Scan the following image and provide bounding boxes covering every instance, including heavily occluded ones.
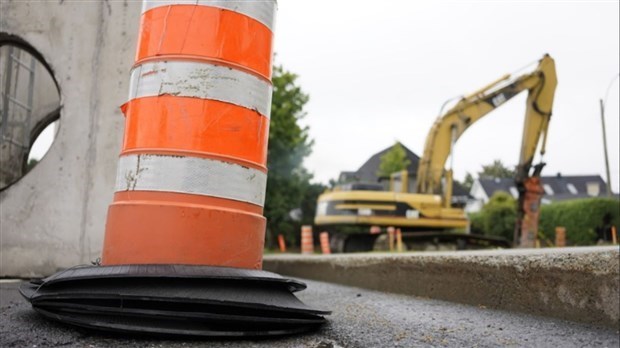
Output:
[102,1,276,268]
[555,227,566,247]
[320,232,331,255]
[278,234,287,253]
[301,225,314,254]
[20,0,328,337]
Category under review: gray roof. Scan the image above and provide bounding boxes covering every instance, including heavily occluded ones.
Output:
[452,181,471,198]
[477,174,615,201]
[477,177,516,196]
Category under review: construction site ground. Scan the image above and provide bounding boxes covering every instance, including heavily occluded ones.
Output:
[2,277,619,348]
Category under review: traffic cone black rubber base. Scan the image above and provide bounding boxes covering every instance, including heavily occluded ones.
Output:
[19,264,330,337]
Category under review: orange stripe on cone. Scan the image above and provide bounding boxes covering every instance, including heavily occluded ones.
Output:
[112,191,263,215]
[103,201,265,268]
[137,5,273,80]
[121,96,270,168]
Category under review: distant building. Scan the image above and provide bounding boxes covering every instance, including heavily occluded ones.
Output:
[339,142,420,190]
[338,143,471,207]
[465,173,616,212]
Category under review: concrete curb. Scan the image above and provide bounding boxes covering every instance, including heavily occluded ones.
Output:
[264,246,620,329]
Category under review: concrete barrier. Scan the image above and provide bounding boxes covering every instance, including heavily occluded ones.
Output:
[263,246,619,328]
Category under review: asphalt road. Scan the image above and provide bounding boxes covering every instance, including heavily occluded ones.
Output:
[1,279,618,348]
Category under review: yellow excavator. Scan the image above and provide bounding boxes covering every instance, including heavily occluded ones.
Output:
[315,54,557,252]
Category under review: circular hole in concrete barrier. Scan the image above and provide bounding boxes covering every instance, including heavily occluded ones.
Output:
[0,35,61,190]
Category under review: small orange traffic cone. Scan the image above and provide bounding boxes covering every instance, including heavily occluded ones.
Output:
[301,225,314,254]
[21,0,328,337]
[555,227,566,247]
[278,234,287,253]
[320,232,331,255]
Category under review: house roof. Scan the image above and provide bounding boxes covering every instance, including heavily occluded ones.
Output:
[541,174,606,197]
[477,177,515,196]
[352,143,420,183]
[337,143,471,199]
[452,181,471,198]
[477,174,615,201]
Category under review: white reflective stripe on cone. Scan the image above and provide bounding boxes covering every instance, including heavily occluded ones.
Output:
[128,61,273,117]
[115,154,267,206]
[141,0,277,31]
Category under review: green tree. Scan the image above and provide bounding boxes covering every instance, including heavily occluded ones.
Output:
[377,142,411,178]
[478,159,515,178]
[456,172,475,192]
[462,172,475,191]
[264,65,314,248]
[328,178,339,189]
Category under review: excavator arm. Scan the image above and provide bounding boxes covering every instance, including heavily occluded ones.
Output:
[415,55,557,246]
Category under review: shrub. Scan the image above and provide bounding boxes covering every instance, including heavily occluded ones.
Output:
[539,198,620,245]
[481,192,517,241]
[467,192,516,241]
[468,194,619,246]
[469,212,484,235]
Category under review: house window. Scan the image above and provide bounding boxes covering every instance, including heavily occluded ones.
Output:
[586,182,600,196]
[566,183,578,195]
[509,187,519,198]
[543,184,554,195]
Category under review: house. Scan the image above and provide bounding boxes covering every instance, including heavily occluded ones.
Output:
[465,173,615,212]
[339,142,420,190]
[338,143,471,207]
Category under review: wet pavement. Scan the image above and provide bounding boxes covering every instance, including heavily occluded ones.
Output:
[1,279,618,347]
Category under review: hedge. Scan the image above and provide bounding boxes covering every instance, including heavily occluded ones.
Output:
[538,197,620,245]
[469,196,619,246]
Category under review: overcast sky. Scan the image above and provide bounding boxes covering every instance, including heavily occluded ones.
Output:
[273,0,620,191]
[26,1,619,192]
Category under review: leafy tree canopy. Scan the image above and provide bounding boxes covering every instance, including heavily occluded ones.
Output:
[458,159,514,192]
[478,159,515,179]
[458,172,475,192]
[377,142,411,178]
[264,65,314,248]
[268,66,312,177]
